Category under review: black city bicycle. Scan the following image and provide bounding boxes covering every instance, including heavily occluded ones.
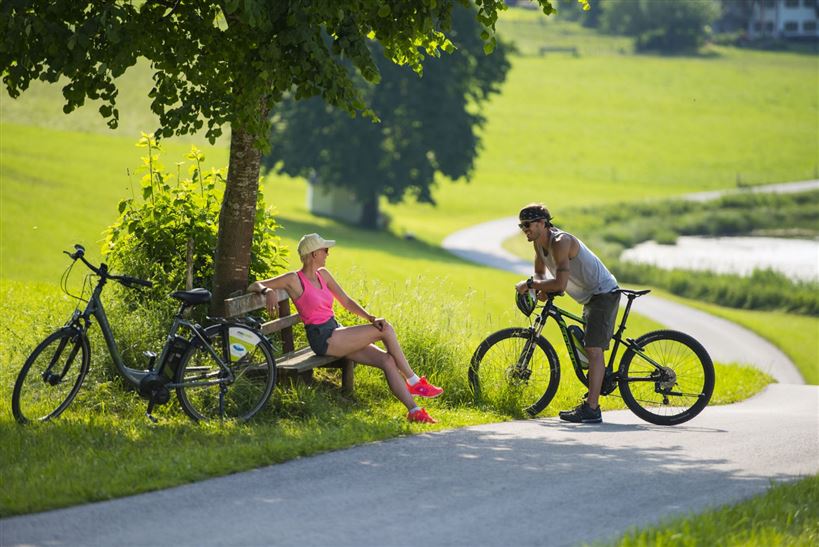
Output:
[469,288,715,425]
[12,244,276,424]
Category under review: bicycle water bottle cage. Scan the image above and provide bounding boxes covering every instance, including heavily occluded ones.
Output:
[516,291,536,317]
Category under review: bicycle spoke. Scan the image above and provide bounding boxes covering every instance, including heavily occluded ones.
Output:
[13,330,89,423]
[176,326,275,421]
[618,330,714,426]
[470,329,560,417]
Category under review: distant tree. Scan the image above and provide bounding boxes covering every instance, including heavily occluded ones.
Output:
[263,5,510,228]
[600,0,720,53]
[714,0,755,34]
[1,0,583,309]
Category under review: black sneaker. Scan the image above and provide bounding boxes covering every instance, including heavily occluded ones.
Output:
[559,402,602,424]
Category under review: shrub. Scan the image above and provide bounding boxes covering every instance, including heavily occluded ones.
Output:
[103,134,288,308]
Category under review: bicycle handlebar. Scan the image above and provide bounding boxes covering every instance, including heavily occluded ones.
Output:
[65,244,153,289]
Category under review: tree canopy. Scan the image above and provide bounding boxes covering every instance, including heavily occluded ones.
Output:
[264,4,511,228]
[1,0,578,309]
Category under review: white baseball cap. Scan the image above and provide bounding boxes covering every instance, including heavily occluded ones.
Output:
[297,233,336,257]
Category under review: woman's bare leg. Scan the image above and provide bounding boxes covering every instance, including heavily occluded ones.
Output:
[325,322,415,379]
[345,344,416,410]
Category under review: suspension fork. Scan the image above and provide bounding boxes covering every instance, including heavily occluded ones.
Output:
[518,305,550,369]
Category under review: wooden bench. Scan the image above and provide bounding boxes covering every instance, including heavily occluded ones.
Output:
[224,290,355,393]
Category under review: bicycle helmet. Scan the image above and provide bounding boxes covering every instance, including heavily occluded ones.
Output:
[516,290,536,317]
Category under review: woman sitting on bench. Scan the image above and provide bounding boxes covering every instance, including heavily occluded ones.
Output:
[248,233,443,424]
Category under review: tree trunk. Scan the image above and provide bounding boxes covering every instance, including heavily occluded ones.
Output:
[211,125,262,315]
[359,192,380,229]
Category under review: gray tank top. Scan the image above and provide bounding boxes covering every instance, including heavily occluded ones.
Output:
[537,229,617,304]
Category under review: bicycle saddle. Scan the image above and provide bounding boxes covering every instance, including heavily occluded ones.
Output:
[171,288,212,305]
[616,288,651,298]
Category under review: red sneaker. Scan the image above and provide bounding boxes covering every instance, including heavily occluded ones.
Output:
[407,408,437,424]
[407,376,444,398]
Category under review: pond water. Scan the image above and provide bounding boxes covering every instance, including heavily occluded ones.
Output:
[620,236,819,282]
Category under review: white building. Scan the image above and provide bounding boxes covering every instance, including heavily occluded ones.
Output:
[748,0,819,39]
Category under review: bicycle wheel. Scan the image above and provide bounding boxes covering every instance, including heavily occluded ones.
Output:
[618,330,714,426]
[176,324,276,421]
[469,328,560,416]
[12,327,90,424]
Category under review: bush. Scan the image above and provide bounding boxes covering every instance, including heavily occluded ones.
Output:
[103,134,288,307]
[613,260,819,316]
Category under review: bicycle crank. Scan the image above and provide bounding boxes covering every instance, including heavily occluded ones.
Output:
[138,373,171,405]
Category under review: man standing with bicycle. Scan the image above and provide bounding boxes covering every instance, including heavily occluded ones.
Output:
[515,203,619,423]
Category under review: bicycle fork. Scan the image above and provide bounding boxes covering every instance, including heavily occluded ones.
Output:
[515,314,548,380]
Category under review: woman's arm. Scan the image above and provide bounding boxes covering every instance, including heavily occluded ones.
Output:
[320,269,378,324]
[248,271,300,315]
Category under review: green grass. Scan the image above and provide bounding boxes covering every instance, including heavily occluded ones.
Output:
[604,474,819,546]
[651,289,819,385]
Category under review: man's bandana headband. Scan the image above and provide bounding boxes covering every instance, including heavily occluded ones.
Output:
[519,208,551,222]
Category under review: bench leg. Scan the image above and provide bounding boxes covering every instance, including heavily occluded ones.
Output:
[341,359,355,394]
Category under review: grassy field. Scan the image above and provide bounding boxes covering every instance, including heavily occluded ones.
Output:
[0,9,809,519]
[605,474,819,546]
[651,289,819,385]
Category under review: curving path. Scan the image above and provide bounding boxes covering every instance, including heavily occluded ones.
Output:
[2,182,817,547]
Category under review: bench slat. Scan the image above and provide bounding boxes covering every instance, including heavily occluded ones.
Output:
[224,289,289,318]
[260,314,302,335]
[277,347,346,373]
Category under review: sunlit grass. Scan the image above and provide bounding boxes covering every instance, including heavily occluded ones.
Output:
[603,474,819,546]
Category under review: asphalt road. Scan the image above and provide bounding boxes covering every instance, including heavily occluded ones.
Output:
[3,385,817,547]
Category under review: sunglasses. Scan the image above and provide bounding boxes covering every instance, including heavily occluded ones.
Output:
[518,218,545,230]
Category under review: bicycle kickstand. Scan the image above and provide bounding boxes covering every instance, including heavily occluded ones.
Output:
[146,400,159,424]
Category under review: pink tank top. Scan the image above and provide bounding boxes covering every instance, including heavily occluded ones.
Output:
[293,270,335,325]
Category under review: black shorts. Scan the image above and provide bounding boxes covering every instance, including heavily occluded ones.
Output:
[582,291,620,350]
[305,317,340,356]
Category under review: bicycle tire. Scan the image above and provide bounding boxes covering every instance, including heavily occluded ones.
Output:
[12,327,90,424]
[618,329,715,426]
[175,323,276,422]
[469,328,561,416]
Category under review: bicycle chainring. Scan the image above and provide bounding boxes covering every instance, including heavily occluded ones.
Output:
[138,373,171,405]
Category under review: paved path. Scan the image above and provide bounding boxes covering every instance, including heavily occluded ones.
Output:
[3,385,817,547]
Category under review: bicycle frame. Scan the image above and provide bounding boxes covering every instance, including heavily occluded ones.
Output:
[69,270,236,391]
[70,274,149,387]
[526,292,667,381]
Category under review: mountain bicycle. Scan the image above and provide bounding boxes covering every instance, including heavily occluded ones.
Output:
[12,244,276,424]
[469,288,715,425]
